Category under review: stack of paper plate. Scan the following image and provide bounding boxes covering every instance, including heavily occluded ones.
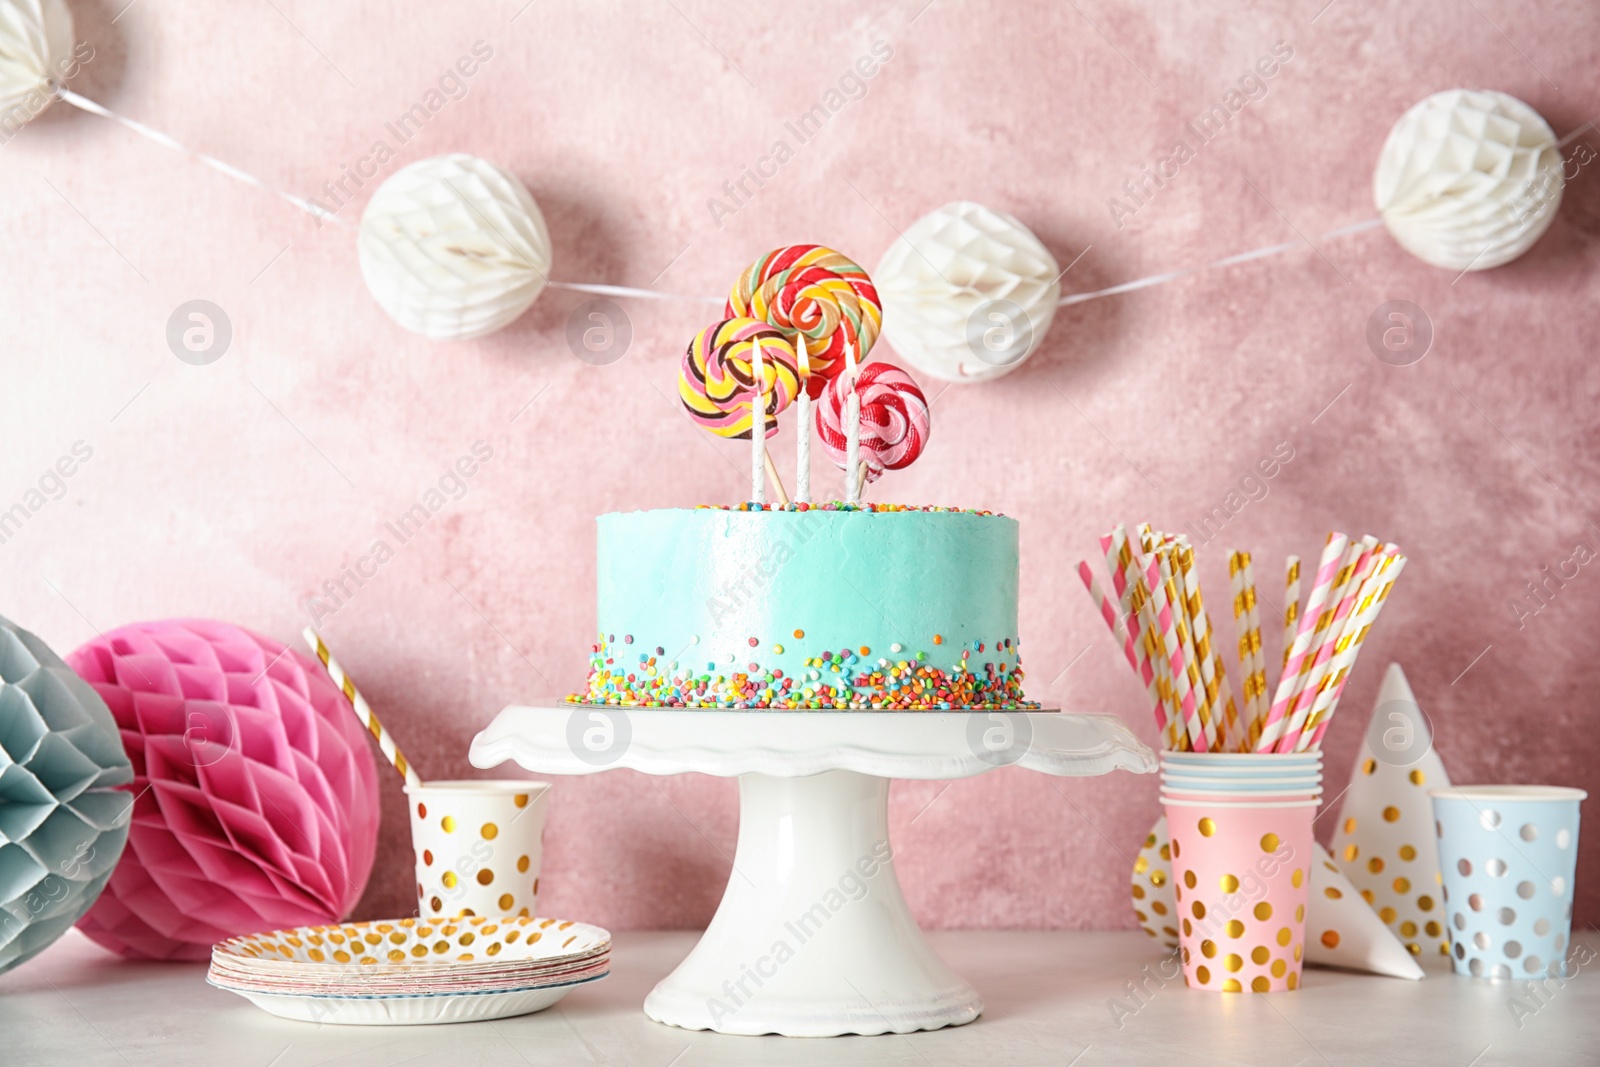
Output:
[207,915,610,1025]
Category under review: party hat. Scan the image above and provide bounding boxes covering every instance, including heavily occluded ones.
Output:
[1306,843,1423,978]
[1132,816,1422,978]
[1329,663,1452,958]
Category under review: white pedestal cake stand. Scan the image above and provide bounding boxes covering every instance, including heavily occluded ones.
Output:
[469,706,1154,1037]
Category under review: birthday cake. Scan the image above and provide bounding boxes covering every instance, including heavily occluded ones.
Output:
[569,504,1034,710]
[568,244,1038,709]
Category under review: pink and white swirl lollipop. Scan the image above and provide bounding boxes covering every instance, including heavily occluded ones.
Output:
[815,362,931,485]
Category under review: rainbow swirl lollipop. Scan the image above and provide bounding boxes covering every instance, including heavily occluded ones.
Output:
[726,245,881,397]
[679,318,800,439]
[816,361,931,482]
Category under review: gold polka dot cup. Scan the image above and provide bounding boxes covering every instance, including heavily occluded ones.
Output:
[405,780,551,919]
[1161,754,1322,993]
[1429,785,1585,980]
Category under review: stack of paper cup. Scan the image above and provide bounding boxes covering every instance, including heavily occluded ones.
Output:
[1429,785,1586,980]
[1161,753,1323,992]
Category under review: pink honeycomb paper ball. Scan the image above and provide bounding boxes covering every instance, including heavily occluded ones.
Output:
[66,619,381,960]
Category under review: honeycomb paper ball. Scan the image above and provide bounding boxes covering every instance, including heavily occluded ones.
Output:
[874,201,1061,383]
[0,0,73,124]
[1374,89,1563,272]
[67,619,381,960]
[0,614,133,975]
[359,153,553,340]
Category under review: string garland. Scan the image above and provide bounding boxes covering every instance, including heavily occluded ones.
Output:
[34,82,1587,339]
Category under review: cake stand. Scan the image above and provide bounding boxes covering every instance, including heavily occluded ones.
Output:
[469,706,1154,1037]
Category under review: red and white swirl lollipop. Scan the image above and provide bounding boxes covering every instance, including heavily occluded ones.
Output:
[816,362,931,490]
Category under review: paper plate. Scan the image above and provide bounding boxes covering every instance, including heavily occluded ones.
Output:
[212,915,608,974]
[216,973,607,1025]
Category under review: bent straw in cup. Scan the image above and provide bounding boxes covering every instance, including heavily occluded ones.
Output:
[302,629,556,920]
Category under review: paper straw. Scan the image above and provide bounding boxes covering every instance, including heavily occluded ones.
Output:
[1135,525,1188,748]
[1281,555,1301,671]
[843,339,861,504]
[302,627,422,789]
[1165,539,1216,752]
[1079,558,1167,741]
[1274,537,1378,752]
[1104,527,1180,750]
[1178,542,1234,752]
[1301,550,1407,750]
[1255,532,1349,752]
[1230,552,1268,752]
[794,333,811,504]
[1146,545,1207,751]
[750,336,767,505]
[1239,554,1269,751]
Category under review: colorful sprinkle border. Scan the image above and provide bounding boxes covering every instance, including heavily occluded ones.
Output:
[568,632,1038,710]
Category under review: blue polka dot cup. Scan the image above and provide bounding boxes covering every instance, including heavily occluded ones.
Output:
[1430,786,1585,980]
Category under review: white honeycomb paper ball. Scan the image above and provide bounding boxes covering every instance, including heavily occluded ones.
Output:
[874,201,1060,383]
[1375,89,1562,272]
[359,154,553,340]
[0,0,73,123]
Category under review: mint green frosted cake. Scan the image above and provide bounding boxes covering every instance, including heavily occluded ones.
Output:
[569,504,1035,710]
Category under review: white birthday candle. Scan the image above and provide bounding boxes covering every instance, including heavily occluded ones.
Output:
[795,332,811,504]
[751,335,767,504]
[843,337,861,504]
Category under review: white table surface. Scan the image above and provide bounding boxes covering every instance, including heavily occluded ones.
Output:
[2,928,1593,1066]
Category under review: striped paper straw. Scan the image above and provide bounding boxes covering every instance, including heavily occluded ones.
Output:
[1096,532,1169,737]
[1105,527,1180,749]
[1301,551,1407,750]
[1179,543,1235,752]
[1274,537,1379,752]
[1281,555,1301,670]
[1079,560,1167,740]
[302,627,423,789]
[1147,545,1208,751]
[1230,552,1269,751]
[1255,532,1349,752]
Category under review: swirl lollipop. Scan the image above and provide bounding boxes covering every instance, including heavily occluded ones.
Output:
[728,245,882,503]
[679,317,799,503]
[727,245,882,389]
[816,361,931,495]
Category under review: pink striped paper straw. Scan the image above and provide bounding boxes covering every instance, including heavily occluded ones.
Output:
[1274,536,1379,753]
[1146,546,1207,751]
[1255,532,1349,752]
[1078,559,1167,739]
[1104,527,1180,749]
[1302,550,1407,750]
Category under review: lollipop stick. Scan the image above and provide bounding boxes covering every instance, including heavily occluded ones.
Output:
[855,461,868,500]
[765,451,791,507]
[795,333,812,504]
[751,335,767,504]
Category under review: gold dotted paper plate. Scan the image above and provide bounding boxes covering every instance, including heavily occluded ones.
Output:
[212,916,610,976]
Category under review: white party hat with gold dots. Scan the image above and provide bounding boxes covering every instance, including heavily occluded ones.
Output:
[1306,843,1423,978]
[1132,817,1422,978]
[1330,663,1452,958]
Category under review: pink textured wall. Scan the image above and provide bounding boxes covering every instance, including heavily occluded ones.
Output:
[3,0,1596,932]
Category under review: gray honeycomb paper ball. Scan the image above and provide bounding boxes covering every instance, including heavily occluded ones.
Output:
[0,613,134,974]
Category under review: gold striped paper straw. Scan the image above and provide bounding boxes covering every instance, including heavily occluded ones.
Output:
[1230,551,1269,752]
[302,627,423,789]
[1179,542,1235,752]
[1281,554,1301,671]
